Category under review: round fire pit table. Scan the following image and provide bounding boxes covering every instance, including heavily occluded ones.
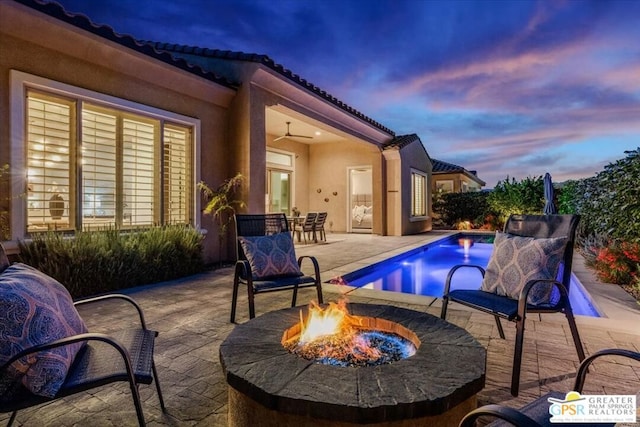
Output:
[220,303,486,427]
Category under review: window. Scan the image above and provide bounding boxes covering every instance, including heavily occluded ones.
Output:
[436,180,454,193]
[266,149,294,214]
[411,170,427,217]
[25,88,193,232]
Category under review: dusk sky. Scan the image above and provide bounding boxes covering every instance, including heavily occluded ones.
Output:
[50,0,640,188]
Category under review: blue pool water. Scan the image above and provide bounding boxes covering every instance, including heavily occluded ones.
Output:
[341,233,601,317]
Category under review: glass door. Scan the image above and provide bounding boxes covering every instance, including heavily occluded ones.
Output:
[266,169,291,214]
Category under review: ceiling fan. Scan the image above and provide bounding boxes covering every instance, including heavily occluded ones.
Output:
[273,121,313,142]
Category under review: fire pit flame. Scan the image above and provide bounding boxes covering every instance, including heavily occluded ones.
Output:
[283,300,419,367]
[298,299,354,343]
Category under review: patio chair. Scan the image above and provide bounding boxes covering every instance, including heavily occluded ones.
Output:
[440,214,585,396]
[232,213,323,322]
[459,348,640,427]
[300,212,318,244]
[314,212,328,242]
[0,252,165,427]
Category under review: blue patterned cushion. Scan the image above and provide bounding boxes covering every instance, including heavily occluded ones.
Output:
[238,233,302,280]
[481,232,567,305]
[0,263,88,398]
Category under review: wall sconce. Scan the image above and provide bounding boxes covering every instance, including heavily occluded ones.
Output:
[317,188,322,193]
[332,191,338,196]
[324,197,329,202]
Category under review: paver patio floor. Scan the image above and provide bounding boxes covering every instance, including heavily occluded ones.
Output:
[3,232,639,426]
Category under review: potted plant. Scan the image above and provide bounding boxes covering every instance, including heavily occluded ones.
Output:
[198,173,245,265]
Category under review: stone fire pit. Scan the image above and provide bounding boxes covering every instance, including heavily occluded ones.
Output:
[220,303,486,426]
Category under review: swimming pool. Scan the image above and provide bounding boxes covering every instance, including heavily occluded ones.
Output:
[341,233,601,317]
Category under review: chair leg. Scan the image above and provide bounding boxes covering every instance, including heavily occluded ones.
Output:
[291,285,299,307]
[128,378,146,427]
[7,411,17,427]
[316,281,323,304]
[566,311,586,362]
[494,315,506,339]
[230,276,240,323]
[440,295,449,319]
[248,285,256,319]
[511,315,526,396]
[152,361,166,411]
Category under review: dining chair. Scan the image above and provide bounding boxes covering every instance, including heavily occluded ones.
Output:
[300,212,318,244]
[314,212,328,242]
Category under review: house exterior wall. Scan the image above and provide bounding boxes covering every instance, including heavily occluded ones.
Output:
[0,1,234,263]
[400,143,433,235]
[308,141,381,234]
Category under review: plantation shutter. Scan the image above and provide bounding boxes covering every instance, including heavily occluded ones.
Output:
[163,124,191,224]
[26,92,73,231]
[412,172,426,217]
[123,118,157,226]
[81,108,117,227]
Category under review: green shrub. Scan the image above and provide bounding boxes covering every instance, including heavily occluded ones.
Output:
[432,191,490,228]
[18,225,204,298]
[487,176,545,225]
[570,149,640,241]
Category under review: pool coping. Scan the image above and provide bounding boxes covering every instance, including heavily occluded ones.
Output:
[319,231,640,335]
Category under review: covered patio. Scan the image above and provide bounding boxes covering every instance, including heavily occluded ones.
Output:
[3,233,639,426]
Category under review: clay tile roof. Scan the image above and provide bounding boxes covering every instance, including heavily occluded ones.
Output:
[432,159,486,185]
[147,42,395,137]
[16,0,235,89]
[383,133,421,149]
[431,159,466,173]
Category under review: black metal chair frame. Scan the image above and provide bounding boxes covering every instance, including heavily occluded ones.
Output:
[1,294,165,427]
[441,214,585,396]
[459,348,640,427]
[231,213,323,322]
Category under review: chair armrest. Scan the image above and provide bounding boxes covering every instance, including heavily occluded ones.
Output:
[459,403,542,427]
[297,255,320,279]
[235,259,253,285]
[573,348,640,392]
[518,279,569,316]
[0,332,134,375]
[75,294,149,330]
[443,264,486,294]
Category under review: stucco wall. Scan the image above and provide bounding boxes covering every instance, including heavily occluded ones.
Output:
[308,141,381,233]
[0,2,234,263]
[400,142,433,235]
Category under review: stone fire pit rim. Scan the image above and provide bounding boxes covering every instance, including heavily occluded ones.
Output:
[220,303,486,424]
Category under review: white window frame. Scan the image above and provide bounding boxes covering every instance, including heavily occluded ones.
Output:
[10,70,201,240]
[410,168,428,220]
[266,148,295,214]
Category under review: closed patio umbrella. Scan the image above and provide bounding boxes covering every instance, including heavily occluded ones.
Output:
[543,172,557,214]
